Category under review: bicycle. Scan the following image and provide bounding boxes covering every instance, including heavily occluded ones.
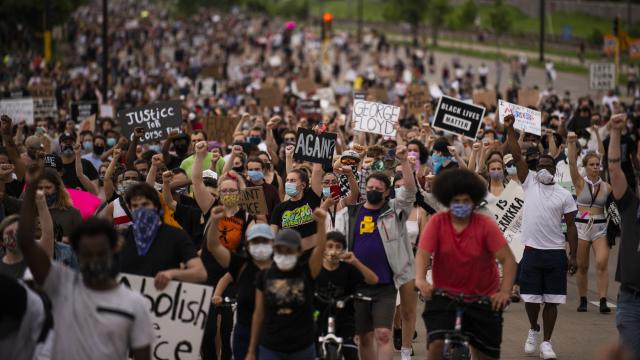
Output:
[315,292,372,360]
[213,296,237,312]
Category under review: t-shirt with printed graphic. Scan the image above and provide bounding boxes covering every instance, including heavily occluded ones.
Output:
[352,207,393,284]
[256,262,315,353]
[270,188,321,238]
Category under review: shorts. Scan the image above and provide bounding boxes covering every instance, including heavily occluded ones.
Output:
[422,295,503,359]
[519,248,567,304]
[575,214,607,241]
[354,284,397,335]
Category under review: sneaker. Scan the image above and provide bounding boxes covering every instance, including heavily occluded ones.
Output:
[577,296,588,312]
[539,341,557,359]
[401,347,413,360]
[600,298,611,314]
[524,329,540,354]
[393,328,402,351]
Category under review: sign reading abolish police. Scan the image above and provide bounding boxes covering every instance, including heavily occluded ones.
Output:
[432,95,485,140]
[351,99,400,137]
[485,181,526,262]
[293,127,337,168]
[498,99,542,136]
[589,63,616,90]
[118,100,182,143]
[118,273,212,360]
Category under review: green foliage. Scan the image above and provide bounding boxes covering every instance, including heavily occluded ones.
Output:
[487,0,513,36]
[447,0,478,30]
[587,28,604,46]
[272,0,308,19]
[383,0,428,26]
[0,0,88,33]
[425,0,451,27]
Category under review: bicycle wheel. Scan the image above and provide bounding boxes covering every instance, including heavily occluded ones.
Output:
[324,342,341,360]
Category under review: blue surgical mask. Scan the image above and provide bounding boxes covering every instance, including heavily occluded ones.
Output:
[82,141,93,151]
[394,186,406,199]
[285,182,299,197]
[506,165,517,176]
[148,144,161,153]
[450,203,473,218]
[247,170,264,182]
[322,186,331,198]
[106,138,116,147]
[432,154,451,175]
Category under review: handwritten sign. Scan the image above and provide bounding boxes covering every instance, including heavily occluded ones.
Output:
[33,97,58,119]
[406,84,431,117]
[296,77,317,95]
[296,99,322,120]
[118,273,213,360]
[293,128,337,168]
[472,89,497,108]
[589,63,616,90]
[239,187,268,215]
[255,87,283,109]
[70,101,99,123]
[498,99,542,136]
[486,181,525,262]
[351,99,400,137]
[118,101,182,143]
[0,98,34,124]
[432,95,485,140]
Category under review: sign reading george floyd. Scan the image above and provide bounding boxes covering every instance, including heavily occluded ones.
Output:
[351,99,400,137]
[293,128,337,168]
[432,95,485,140]
[118,273,213,360]
[118,100,182,143]
[239,187,269,215]
[70,101,99,123]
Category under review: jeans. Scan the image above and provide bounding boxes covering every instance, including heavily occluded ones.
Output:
[617,287,640,359]
[233,322,252,360]
[258,344,316,360]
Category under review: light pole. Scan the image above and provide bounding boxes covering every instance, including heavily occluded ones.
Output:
[102,0,108,100]
[539,0,545,62]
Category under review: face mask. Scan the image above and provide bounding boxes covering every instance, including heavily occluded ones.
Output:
[248,137,261,145]
[577,138,587,148]
[505,165,517,176]
[248,243,273,261]
[535,169,555,185]
[2,233,18,252]
[322,186,331,198]
[450,203,473,218]
[489,170,504,181]
[132,207,161,256]
[394,187,405,199]
[148,144,161,153]
[285,182,299,197]
[93,145,105,155]
[175,186,188,195]
[247,170,264,182]
[82,141,93,151]
[220,193,240,207]
[80,257,113,284]
[62,145,75,156]
[432,153,450,174]
[45,192,58,207]
[273,253,297,271]
[366,190,384,205]
[232,166,245,174]
[106,138,117,147]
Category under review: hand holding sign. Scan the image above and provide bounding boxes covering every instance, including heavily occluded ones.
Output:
[154,270,173,290]
[133,127,145,140]
[503,114,515,129]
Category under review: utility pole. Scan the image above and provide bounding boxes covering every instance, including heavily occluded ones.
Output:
[357,0,363,43]
[102,0,108,100]
[539,0,545,62]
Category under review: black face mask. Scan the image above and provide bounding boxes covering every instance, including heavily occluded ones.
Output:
[232,166,244,174]
[93,145,105,155]
[366,190,384,205]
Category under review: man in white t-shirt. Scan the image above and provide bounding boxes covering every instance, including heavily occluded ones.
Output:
[503,114,578,360]
[17,175,154,360]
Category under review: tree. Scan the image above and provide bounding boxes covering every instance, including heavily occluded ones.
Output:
[426,0,451,47]
[488,0,513,53]
[383,0,428,46]
[459,0,478,29]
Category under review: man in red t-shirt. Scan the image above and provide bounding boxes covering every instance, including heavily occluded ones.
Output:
[415,168,517,360]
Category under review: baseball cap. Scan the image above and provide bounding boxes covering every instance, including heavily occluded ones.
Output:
[58,133,75,144]
[25,136,44,150]
[341,150,361,161]
[503,154,514,165]
[274,229,301,250]
[202,169,218,180]
[43,153,62,172]
[381,136,397,146]
[247,224,275,242]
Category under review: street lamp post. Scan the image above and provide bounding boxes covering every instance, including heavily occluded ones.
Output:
[102,0,108,100]
[539,0,545,62]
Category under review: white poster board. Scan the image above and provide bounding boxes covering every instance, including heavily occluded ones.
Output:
[589,63,616,90]
[351,99,400,136]
[498,99,542,136]
[486,181,526,262]
[118,273,213,360]
[0,98,34,125]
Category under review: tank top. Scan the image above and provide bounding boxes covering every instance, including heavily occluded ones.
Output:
[112,197,132,231]
[576,178,609,209]
[406,212,420,246]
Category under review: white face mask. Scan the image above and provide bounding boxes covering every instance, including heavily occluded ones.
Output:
[577,138,588,148]
[535,169,555,185]
[273,253,297,271]
[248,243,273,261]
[505,165,517,176]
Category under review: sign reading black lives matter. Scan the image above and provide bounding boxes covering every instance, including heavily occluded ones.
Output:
[293,127,337,168]
[70,101,99,123]
[118,273,213,360]
[432,95,485,140]
[118,100,182,143]
[351,99,400,137]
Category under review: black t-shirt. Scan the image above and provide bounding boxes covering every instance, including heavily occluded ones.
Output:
[270,188,321,238]
[62,158,98,191]
[0,258,27,279]
[314,262,363,337]
[228,252,260,326]
[119,224,197,277]
[5,179,23,198]
[174,203,205,249]
[256,262,315,353]
[614,188,640,290]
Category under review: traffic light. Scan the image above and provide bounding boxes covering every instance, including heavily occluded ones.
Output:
[322,12,333,41]
[613,16,620,37]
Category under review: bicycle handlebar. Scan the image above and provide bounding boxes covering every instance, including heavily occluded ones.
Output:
[432,288,491,304]
[314,292,373,305]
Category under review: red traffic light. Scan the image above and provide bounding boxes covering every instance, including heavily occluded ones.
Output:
[323,12,333,23]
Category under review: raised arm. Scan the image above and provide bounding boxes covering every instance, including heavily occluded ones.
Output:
[342,251,378,285]
[147,154,163,186]
[546,129,558,158]
[265,116,281,166]
[161,171,177,211]
[468,142,481,173]
[593,125,605,156]
[448,146,467,169]
[17,171,50,285]
[103,147,122,201]
[74,143,98,194]
[205,206,231,268]
[310,163,324,197]
[309,208,328,279]
[566,132,584,194]
[502,115,529,183]
[35,190,55,259]
[284,144,295,175]
[1,115,26,180]
[608,113,628,200]
[192,141,215,213]
[162,131,178,164]
[397,145,416,192]
[126,127,144,168]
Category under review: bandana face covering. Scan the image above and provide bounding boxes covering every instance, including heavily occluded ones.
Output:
[132,207,161,256]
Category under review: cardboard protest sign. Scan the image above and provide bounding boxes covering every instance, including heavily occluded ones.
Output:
[118,273,212,360]
[406,84,431,117]
[70,101,99,123]
[29,83,55,97]
[203,114,240,145]
[293,128,337,168]
[472,89,497,108]
[118,101,182,143]
[33,97,58,119]
[196,78,217,97]
[239,187,268,215]
[200,63,224,78]
[254,87,283,108]
[296,77,317,95]
[316,87,336,105]
[432,95,485,140]
[485,181,526,262]
[99,104,114,118]
[0,98,34,124]
[351,99,400,137]
[296,99,322,120]
[367,87,389,103]
[498,99,542,136]
[589,63,616,90]
[517,89,539,108]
